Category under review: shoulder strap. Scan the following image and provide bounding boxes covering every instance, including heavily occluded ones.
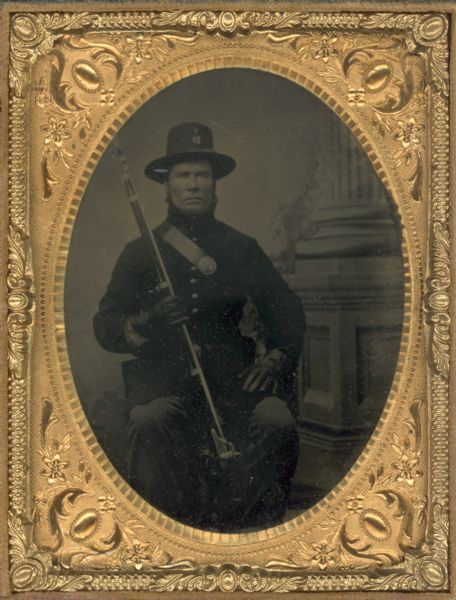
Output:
[159,224,217,276]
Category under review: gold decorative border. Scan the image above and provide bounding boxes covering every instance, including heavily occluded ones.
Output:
[6,7,450,593]
[52,53,416,537]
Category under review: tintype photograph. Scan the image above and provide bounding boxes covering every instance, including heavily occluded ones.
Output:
[3,3,453,596]
[65,69,403,532]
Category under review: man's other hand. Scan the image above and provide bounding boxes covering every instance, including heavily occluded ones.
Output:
[242,364,279,393]
[240,349,292,393]
[241,358,281,394]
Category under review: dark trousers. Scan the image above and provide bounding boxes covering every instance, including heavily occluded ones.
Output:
[127,393,299,530]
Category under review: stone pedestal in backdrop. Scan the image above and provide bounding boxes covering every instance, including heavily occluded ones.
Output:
[273,114,404,500]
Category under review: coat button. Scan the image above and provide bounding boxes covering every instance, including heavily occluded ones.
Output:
[190,266,197,272]
[190,278,197,284]
[191,308,199,315]
[192,293,198,299]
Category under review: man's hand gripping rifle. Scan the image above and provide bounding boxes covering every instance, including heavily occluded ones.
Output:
[112,137,239,461]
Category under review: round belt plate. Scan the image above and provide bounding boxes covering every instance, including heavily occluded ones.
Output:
[197,256,217,275]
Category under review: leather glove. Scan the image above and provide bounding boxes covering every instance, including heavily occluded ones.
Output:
[240,349,291,393]
[131,295,189,329]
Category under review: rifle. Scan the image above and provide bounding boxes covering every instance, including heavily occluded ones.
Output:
[111,137,239,461]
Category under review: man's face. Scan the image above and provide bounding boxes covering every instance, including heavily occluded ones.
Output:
[166,161,215,216]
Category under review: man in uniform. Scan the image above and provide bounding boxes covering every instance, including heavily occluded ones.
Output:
[93,122,305,530]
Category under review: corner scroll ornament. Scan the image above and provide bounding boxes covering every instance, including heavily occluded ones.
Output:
[286,35,424,200]
[35,26,199,200]
[267,14,448,204]
[365,503,448,591]
[263,401,435,591]
[261,505,447,592]
[9,510,93,593]
[10,12,94,98]
[9,400,194,592]
[39,35,124,199]
[12,16,199,200]
[266,472,421,573]
[360,13,449,97]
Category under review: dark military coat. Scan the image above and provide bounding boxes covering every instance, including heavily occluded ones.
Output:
[93,211,305,414]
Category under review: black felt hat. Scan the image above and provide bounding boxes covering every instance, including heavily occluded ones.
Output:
[145,122,236,183]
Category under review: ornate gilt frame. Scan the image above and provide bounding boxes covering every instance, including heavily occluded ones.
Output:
[1,2,454,597]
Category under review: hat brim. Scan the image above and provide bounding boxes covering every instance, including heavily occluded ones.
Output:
[144,151,236,183]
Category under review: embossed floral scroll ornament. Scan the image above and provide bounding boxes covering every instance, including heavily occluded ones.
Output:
[123,539,151,571]
[391,116,425,202]
[40,453,69,484]
[35,35,123,198]
[267,31,428,201]
[7,224,34,381]
[123,32,198,67]
[150,564,307,593]
[10,12,93,97]
[49,34,123,112]
[394,117,424,149]
[7,223,34,514]
[390,400,424,489]
[312,34,338,63]
[346,496,364,514]
[426,221,450,379]
[360,13,449,96]
[365,503,448,591]
[263,402,430,587]
[40,116,73,198]
[34,28,200,199]
[9,510,93,592]
[149,10,310,35]
[31,399,121,569]
[125,34,155,63]
[267,13,449,205]
[8,399,196,587]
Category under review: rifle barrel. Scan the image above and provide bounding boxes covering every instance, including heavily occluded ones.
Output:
[111,137,228,444]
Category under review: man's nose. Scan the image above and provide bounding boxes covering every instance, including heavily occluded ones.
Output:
[187,175,199,189]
